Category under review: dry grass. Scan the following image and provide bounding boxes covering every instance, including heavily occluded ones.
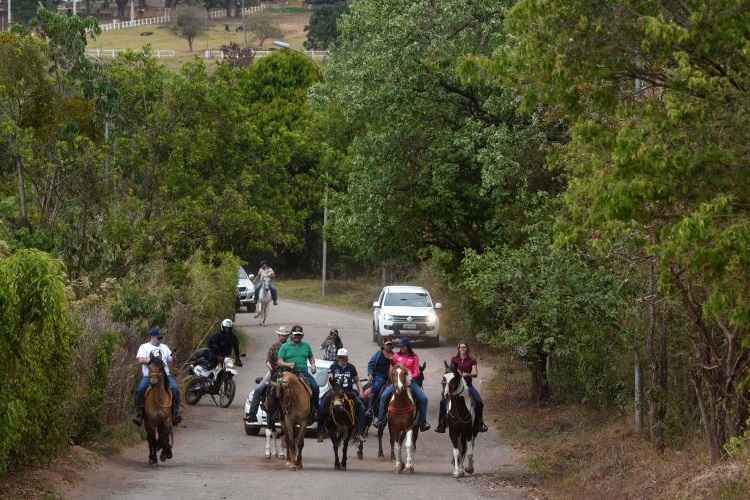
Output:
[88,10,311,70]
[278,278,380,313]
[486,355,750,499]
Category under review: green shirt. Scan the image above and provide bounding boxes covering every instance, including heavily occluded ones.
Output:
[278,341,313,372]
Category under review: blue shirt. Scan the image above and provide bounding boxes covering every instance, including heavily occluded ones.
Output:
[367,351,392,379]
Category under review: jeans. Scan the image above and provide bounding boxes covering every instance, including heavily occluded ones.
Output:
[367,375,388,410]
[248,380,269,422]
[254,284,278,304]
[319,390,367,436]
[135,375,181,413]
[378,381,428,426]
[298,370,320,418]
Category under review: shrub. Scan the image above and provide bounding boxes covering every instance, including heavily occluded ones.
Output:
[0,250,77,471]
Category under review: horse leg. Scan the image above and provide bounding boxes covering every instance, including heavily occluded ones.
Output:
[264,427,273,459]
[278,429,286,459]
[295,426,304,470]
[466,436,475,475]
[159,424,172,461]
[331,432,341,470]
[147,428,157,465]
[341,433,349,470]
[404,429,414,473]
[378,425,385,459]
[284,424,295,469]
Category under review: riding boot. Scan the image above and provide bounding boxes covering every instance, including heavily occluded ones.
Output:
[132,407,144,426]
[435,414,447,434]
[173,407,182,426]
[419,421,431,432]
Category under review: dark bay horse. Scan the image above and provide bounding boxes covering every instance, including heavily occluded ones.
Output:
[442,362,477,477]
[144,353,174,465]
[323,380,357,470]
[270,371,310,470]
[386,365,419,473]
[358,382,386,460]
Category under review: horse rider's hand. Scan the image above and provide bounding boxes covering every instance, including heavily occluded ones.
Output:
[309,364,316,374]
[235,358,243,367]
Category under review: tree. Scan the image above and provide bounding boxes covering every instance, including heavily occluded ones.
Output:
[174,7,206,52]
[244,12,282,47]
[304,4,347,50]
[506,0,750,461]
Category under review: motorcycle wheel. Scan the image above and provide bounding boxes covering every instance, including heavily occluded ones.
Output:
[185,377,203,405]
[218,377,236,408]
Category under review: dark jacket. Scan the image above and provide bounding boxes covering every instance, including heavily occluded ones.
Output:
[207,328,240,360]
[367,350,392,379]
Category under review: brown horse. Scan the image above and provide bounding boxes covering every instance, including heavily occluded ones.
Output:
[323,380,357,470]
[144,355,174,465]
[387,365,419,473]
[270,371,310,470]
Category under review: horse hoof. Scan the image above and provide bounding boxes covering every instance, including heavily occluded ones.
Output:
[394,466,402,474]
[357,451,363,460]
[264,453,271,460]
[466,466,474,475]
[149,457,157,465]
[406,465,414,474]
[278,453,286,460]
[335,464,340,470]
[286,462,295,470]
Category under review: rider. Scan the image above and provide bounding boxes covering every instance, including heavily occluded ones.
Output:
[376,339,431,432]
[319,348,368,441]
[207,318,243,368]
[436,341,489,433]
[366,336,395,417]
[276,325,320,425]
[320,328,343,362]
[253,260,278,306]
[246,326,291,423]
[133,327,182,426]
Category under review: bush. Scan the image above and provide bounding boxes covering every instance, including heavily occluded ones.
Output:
[0,250,77,471]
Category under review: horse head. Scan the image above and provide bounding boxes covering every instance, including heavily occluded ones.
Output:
[148,350,166,387]
[442,362,463,398]
[390,364,411,395]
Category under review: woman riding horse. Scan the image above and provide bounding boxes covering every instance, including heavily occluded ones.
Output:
[376,339,430,431]
[436,342,488,433]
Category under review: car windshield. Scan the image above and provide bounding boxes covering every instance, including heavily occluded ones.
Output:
[384,292,431,307]
[237,268,248,280]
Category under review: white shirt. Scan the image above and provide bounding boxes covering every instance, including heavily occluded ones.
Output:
[257,267,275,280]
[136,341,173,377]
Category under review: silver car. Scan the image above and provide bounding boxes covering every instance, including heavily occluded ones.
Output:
[243,359,333,435]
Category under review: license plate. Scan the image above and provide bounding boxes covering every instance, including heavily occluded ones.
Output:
[401,323,417,330]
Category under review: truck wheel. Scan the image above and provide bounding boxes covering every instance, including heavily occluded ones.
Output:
[245,423,260,436]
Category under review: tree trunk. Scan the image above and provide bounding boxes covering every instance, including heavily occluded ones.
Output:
[634,349,643,433]
[17,157,27,226]
[646,256,667,452]
[530,349,551,404]
[188,36,194,52]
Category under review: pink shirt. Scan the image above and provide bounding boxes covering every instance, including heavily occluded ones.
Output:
[393,352,420,379]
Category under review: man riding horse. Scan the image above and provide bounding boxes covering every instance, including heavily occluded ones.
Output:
[366,336,395,417]
[133,327,181,426]
[276,325,320,428]
[319,348,367,442]
[246,326,291,424]
[253,260,278,306]
[376,339,431,432]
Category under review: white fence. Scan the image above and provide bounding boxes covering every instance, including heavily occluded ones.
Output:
[100,14,171,32]
[209,4,265,19]
[205,48,330,60]
[86,48,176,58]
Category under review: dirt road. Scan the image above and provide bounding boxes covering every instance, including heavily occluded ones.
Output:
[66,300,526,500]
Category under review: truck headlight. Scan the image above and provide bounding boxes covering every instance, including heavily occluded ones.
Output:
[426,311,437,324]
[383,314,394,322]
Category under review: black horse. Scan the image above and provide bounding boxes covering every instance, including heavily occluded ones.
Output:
[323,380,358,470]
[441,361,478,477]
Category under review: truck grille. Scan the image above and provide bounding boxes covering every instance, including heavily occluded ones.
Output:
[392,315,428,322]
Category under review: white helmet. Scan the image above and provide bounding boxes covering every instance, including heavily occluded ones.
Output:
[222,318,233,329]
[336,348,349,357]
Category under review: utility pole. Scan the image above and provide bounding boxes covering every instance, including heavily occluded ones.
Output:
[130,0,135,22]
[73,0,77,16]
[321,187,328,297]
[7,0,11,28]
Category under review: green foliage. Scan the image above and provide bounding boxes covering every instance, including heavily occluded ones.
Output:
[304,4,347,50]
[243,12,283,47]
[0,250,76,471]
[8,0,54,25]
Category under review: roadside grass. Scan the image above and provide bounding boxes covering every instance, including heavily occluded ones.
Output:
[487,356,750,499]
[88,10,310,70]
[278,278,379,314]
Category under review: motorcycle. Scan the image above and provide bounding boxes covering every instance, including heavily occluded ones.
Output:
[183,348,245,408]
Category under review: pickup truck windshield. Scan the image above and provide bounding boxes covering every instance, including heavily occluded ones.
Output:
[384,292,431,307]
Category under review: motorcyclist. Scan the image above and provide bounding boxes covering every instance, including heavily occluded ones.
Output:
[246,326,291,423]
[253,260,278,306]
[207,318,242,367]
[436,341,489,433]
[318,348,368,441]
[276,325,320,426]
[366,336,395,417]
[376,339,431,432]
[133,327,182,426]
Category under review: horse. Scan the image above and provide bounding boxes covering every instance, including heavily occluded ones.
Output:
[386,365,419,473]
[262,378,286,460]
[442,362,478,477]
[323,380,357,470]
[256,276,272,326]
[269,370,310,470]
[144,353,174,465]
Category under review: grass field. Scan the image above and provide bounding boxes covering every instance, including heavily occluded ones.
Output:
[89,10,311,70]
[278,279,381,314]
